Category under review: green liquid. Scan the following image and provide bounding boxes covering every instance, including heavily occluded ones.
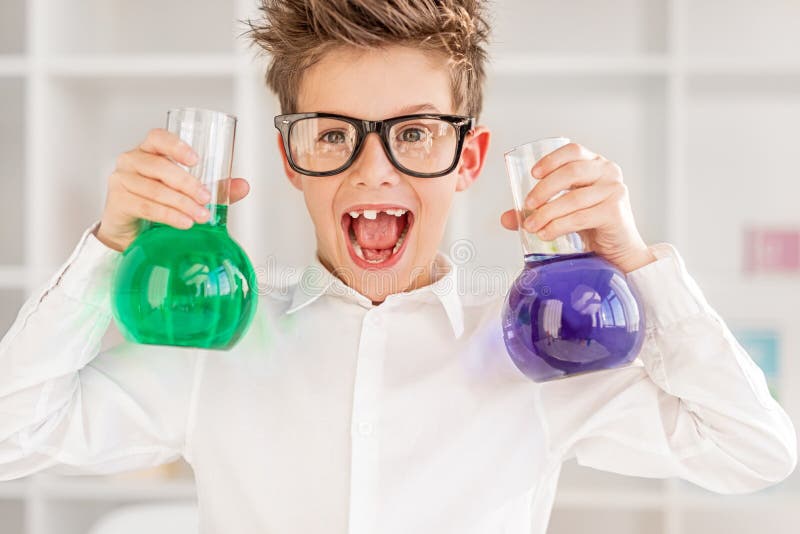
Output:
[111,204,258,350]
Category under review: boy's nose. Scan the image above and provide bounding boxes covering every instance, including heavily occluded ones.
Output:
[347,134,400,189]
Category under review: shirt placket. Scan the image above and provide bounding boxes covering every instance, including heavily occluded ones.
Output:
[347,307,386,534]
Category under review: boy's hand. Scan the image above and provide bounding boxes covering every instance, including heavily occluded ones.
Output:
[500,142,656,274]
[96,128,251,252]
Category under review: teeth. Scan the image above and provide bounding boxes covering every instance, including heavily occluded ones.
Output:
[385,208,407,217]
[391,224,409,254]
[352,239,384,264]
[347,208,408,218]
[353,241,364,259]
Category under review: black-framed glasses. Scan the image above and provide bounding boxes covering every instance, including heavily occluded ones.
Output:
[274,112,475,178]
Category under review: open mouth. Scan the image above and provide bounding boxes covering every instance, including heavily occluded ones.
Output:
[340,205,414,269]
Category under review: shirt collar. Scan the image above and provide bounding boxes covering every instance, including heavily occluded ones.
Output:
[285,252,464,339]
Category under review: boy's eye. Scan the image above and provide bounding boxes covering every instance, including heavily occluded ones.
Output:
[396,126,430,143]
[319,130,348,144]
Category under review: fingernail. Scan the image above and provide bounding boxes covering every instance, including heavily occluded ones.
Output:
[532,166,542,178]
[185,147,198,165]
[522,215,534,230]
[196,207,210,220]
[198,188,211,202]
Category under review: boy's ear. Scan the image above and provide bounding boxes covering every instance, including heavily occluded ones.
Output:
[455,125,490,192]
[277,133,304,191]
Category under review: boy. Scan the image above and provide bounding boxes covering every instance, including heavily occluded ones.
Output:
[0,1,796,533]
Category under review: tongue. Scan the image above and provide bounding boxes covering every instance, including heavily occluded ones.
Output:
[352,212,404,262]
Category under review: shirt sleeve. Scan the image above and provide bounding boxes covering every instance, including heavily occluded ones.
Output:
[0,220,199,480]
[534,242,798,494]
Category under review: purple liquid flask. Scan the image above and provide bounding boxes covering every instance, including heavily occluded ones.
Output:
[502,137,646,382]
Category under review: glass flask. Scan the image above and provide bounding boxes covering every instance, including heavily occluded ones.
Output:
[501,137,646,382]
[111,108,258,350]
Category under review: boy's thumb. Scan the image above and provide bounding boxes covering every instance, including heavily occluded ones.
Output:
[229,178,251,204]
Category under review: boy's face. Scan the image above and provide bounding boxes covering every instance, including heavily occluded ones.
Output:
[278,45,490,304]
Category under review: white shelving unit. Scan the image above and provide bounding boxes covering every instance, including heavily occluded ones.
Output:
[1,1,798,533]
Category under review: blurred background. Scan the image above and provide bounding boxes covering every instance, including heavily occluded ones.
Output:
[1,0,799,533]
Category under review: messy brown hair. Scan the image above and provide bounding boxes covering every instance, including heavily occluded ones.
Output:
[240,0,491,118]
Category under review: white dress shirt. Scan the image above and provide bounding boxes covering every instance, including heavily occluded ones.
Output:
[0,220,796,534]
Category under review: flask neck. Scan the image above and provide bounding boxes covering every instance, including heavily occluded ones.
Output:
[524,251,594,266]
[518,227,586,258]
[204,203,228,228]
[143,203,228,231]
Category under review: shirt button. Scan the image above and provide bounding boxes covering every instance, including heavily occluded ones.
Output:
[357,421,374,436]
[366,313,382,327]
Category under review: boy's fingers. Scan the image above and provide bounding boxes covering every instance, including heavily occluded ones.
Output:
[523,183,616,233]
[139,128,198,166]
[530,142,597,179]
[500,209,519,230]
[525,159,601,210]
[117,171,210,224]
[124,151,210,204]
[120,189,196,230]
[229,178,251,204]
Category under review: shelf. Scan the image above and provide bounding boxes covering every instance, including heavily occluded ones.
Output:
[11,476,800,508]
[554,489,665,509]
[548,507,663,534]
[681,505,800,534]
[484,55,800,78]
[0,288,25,338]
[676,491,800,509]
[31,475,196,501]
[687,0,800,62]
[0,480,28,499]
[0,499,25,534]
[0,0,25,54]
[674,471,800,506]
[45,54,241,78]
[44,0,238,55]
[687,58,800,77]
[490,0,666,57]
[0,57,27,77]
[0,77,24,265]
[695,274,800,293]
[489,54,671,76]
[555,484,800,510]
[697,276,800,332]
[684,74,800,281]
[0,267,27,290]
[33,76,234,277]
[10,52,800,79]
[473,73,668,273]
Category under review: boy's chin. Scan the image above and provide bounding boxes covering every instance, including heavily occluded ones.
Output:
[319,242,418,299]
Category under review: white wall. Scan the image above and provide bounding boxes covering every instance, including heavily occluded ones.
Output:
[0,1,798,533]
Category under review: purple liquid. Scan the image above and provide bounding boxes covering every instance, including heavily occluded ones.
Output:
[502,252,646,382]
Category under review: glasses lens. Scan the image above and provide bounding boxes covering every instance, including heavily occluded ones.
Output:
[289,117,357,173]
[389,118,458,175]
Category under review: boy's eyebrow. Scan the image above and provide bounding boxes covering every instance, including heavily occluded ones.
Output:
[393,103,442,115]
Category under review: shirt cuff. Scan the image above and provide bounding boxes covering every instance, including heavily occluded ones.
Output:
[51,220,124,310]
[624,243,708,332]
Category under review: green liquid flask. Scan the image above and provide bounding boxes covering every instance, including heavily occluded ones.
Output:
[110,108,258,350]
